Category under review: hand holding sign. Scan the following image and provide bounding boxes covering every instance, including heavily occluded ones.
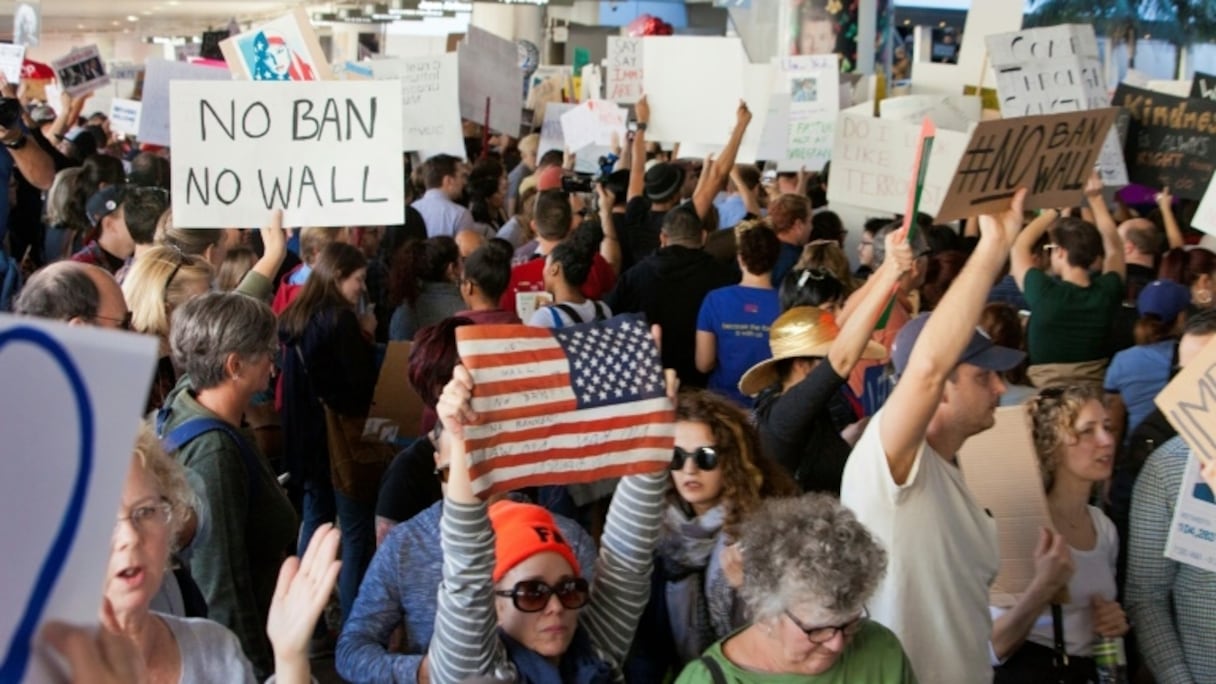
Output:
[978,186,1028,252]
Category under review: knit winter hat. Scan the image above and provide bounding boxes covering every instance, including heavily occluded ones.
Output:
[488,500,581,583]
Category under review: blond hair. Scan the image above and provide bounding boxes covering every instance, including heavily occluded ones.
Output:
[300,227,346,265]
[216,246,257,292]
[131,422,197,551]
[1028,384,1105,492]
[122,246,214,339]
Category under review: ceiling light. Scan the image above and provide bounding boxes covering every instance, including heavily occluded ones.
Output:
[127,15,139,22]
[111,20,120,26]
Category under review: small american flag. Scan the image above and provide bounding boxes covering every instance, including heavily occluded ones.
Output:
[454,313,675,496]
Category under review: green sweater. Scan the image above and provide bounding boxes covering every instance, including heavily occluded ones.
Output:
[675,621,917,684]
[162,376,297,679]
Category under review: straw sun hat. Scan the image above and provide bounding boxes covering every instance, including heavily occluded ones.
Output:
[737,306,887,397]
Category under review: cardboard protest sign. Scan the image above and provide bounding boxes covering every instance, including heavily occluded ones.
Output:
[454,314,674,497]
[987,24,1128,187]
[0,44,25,84]
[220,8,332,81]
[371,54,465,159]
[137,59,231,147]
[1165,449,1216,574]
[935,108,1118,222]
[457,26,523,135]
[1156,335,1216,466]
[560,100,627,154]
[642,36,745,145]
[827,104,971,217]
[527,74,566,126]
[108,99,141,137]
[51,45,109,98]
[1192,71,1216,102]
[363,341,425,443]
[169,80,404,228]
[606,37,643,103]
[13,1,40,48]
[1112,83,1216,200]
[0,314,158,682]
[959,406,1062,607]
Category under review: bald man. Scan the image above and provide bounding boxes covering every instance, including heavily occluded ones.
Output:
[13,261,130,329]
[454,229,486,259]
[1117,218,1163,300]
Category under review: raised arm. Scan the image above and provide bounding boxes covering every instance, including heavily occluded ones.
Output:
[730,166,762,218]
[626,96,649,202]
[1156,187,1185,250]
[826,229,912,378]
[597,183,621,275]
[693,102,752,220]
[0,77,55,190]
[1010,209,1058,292]
[880,189,1027,485]
[1086,173,1125,279]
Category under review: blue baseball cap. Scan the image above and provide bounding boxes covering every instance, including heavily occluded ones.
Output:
[891,312,1026,377]
[1137,279,1191,322]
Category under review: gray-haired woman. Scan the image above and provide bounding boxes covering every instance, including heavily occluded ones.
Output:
[159,292,298,679]
[674,494,917,683]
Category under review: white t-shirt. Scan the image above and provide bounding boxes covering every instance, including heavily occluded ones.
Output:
[528,299,612,328]
[840,408,1001,684]
[991,506,1119,657]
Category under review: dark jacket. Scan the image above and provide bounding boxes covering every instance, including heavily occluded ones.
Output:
[279,305,378,487]
[606,245,735,388]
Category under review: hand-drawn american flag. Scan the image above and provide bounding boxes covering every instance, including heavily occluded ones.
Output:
[454,313,675,496]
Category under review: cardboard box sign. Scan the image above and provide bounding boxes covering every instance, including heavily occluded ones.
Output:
[1191,71,1216,102]
[1112,83,1216,200]
[934,108,1117,222]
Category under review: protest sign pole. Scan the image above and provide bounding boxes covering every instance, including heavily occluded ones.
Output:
[877,119,935,329]
[481,96,491,161]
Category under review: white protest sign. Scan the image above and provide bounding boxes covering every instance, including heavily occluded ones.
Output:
[1165,450,1216,573]
[986,24,1129,187]
[782,55,839,174]
[539,102,572,157]
[108,63,145,81]
[51,45,109,98]
[911,60,963,97]
[1147,80,1193,98]
[108,98,141,137]
[560,99,626,153]
[955,0,1024,88]
[137,59,231,146]
[1193,179,1216,237]
[881,94,981,133]
[0,44,26,84]
[827,103,971,217]
[371,54,465,159]
[458,26,523,135]
[643,36,745,145]
[13,1,39,48]
[170,80,404,228]
[0,315,158,683]
[580,64,602,102]
[606,37,643,103]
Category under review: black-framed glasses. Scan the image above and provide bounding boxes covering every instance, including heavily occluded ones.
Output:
[784,607,867,644]
[494,577,590,613]
[670,446,719,471]
[94,311,133,330]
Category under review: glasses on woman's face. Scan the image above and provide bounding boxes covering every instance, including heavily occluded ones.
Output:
[94,311,133,330]
[114,498,173,536]
[670,445,719,471]
[494,577,590,613]
[784,607,867,644]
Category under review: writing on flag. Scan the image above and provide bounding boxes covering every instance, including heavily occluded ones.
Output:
[455,314,675,497]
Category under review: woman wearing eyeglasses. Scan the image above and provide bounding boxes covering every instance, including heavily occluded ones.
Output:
[102,422,339,684]
[674,494,916,683]
[991,385,1128,682]
[631,390,797,679]
[424,364,668,684]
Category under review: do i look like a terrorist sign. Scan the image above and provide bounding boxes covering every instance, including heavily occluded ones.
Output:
[170,81,404,228]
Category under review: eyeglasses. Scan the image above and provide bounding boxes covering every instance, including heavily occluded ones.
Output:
[1042,243,1058,252]
[94,311,133,330]
[494,577,590,613]
[670,446,719,471]
[784,607,867,644]
[114,499,173,535]
[162,252,186,300]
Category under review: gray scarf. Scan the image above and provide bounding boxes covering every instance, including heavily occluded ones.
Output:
[657,503,725,664]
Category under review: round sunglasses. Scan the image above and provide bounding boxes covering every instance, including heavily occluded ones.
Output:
[670,446,719,471]
[494,577,590,613]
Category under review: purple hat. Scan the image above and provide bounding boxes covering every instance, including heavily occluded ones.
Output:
[891,313,1025,377]
[1137,279,1191,322]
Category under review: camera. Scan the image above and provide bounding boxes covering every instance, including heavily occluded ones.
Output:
[561,174,594,194]
[0,97,23,129]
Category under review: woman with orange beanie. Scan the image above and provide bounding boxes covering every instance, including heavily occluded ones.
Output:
[426,364,668,684]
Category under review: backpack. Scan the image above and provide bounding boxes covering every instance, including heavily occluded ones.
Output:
[155,409,262,509]
[547,301,608,328]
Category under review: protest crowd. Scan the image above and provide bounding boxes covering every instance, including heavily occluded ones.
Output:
[8,6,1216,684]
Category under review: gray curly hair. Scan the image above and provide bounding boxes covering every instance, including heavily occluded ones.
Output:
[739,494,887,621]
[131,421,197,552]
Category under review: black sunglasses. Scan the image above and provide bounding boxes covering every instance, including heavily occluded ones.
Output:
[670,446,719,471]
[494,577,590,613]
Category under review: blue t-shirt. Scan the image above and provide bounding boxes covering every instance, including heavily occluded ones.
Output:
[770,241,801,288]
[1104,339,1175,441]
[696,285,780,407]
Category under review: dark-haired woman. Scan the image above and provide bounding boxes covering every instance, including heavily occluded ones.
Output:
[388,236,464,341]
[279,242,379,627]
[456,239,521,325]
[469,159,509,235]
[529,221,612,328]
[695,222,781,407]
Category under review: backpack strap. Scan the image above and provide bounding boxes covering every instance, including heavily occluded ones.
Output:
[554,303,584,326]
[590,300,607,321]
[157,408,262,507]
[699,655,729,684]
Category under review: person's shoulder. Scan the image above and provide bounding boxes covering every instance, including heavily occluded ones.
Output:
[158,613,243,652]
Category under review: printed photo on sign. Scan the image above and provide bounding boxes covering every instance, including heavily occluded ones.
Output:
[220,8,332,82]
[51,45,110,98]
[791,77,819,103]
[13,1,39,47]
[0,314,158,683]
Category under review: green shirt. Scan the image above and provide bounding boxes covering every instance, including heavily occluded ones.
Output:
[1023,268,1123,364]
[674,621,918,684]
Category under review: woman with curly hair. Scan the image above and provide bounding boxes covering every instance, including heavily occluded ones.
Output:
[632,390,797,678]
[991,384,1129,682]
[674,494,915,682]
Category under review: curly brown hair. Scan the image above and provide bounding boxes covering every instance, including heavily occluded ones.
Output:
[673,389,799,535]
[1027,383,1105,492]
